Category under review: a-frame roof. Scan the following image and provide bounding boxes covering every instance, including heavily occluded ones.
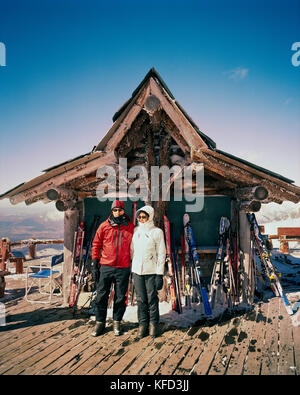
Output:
[95,67,216,152]
[112,67,217,149]
[96,67,294,185]
[1,67,300,205]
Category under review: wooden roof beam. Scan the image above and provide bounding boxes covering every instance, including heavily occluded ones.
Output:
[200,147,300,197]
[149,77,207,152]
[194,151,300,203]
[99,82,151,152]
[115,111,149,158]
[9,151,116,205]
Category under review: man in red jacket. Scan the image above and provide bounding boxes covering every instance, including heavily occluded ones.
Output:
[91,200,134,337]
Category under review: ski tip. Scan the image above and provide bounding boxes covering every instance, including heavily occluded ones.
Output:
[285,305,294,315]
[183,213,190,225]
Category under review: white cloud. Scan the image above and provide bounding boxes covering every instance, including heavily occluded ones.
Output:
[223,67,249,81]
[0,200,63,222]
[256,202,300,248]
[43,209,64,222]
[284,98,292,105]
[257,201,300,224]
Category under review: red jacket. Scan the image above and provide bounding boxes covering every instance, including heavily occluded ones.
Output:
[92,215,134,268]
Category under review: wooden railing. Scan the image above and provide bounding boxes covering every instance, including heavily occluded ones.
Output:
[0,238,64,271]
[267,227,300,253]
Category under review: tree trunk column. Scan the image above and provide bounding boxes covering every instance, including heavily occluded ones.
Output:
[239,211,253,305]
[63,209,79,306]
[279,239,290,254]
[28,239,37,259]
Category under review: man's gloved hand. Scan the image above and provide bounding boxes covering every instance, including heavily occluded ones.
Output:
[91,259,100,284]
[155,275,164,291]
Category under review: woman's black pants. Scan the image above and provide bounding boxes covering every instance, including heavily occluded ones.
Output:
[133,273,159,326]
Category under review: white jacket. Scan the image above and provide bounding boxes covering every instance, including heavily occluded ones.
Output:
[130,205,166,275]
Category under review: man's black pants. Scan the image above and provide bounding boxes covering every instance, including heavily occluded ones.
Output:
[94,265,130,322]
[133,273,159,326]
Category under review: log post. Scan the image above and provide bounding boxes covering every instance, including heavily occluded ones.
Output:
[279,238,290,254]
[46,187,77,202]
[236,186,268,201]
[62,209,79,306]
[145,126,156,206]
[153,129,171,229]
[28,239,37,259]
[0,238,9,271]
[239,200,261,212]
[238,210,254,305]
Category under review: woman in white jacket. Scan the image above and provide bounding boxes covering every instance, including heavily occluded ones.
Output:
[131,205,166,339]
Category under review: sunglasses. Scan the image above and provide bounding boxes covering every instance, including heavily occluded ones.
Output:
[138,215,148,219]
[112,208,124,212]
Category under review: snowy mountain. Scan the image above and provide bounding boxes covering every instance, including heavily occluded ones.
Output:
[0,214,63,241]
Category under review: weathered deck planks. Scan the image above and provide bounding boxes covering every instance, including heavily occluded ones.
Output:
[260,297,280,375]
[174,325,216,374]
[226,305,259,375]
[278,299,297,375]
[123,326,182,375]
[191,318,230,374]
[292,323,300,374]
[138,329,188,375]
[0,277,299,376]
[155,327,201,375]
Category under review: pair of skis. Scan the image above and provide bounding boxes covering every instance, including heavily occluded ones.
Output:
[209,216,241,311]
[211,213,246,310]
[222,223,237,308]
[183,214,212,316]
[181,233,191,308]
[69,216,102,314]
[209,217,230,310]
[247,213,293,316]
[69,221,85,308]
[230,205,240,304]
[164,215,182,314]
[164,214,212,317]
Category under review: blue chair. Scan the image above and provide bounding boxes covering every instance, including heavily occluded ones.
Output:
[25,253,64,304]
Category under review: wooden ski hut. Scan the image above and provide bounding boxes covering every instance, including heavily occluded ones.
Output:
[1,67,300,307]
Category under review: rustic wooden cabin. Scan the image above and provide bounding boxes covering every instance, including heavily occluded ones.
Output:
[1,67,300,306]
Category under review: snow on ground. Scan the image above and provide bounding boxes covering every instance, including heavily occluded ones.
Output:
[34,247,63,258]
[107,300,228,328]
[271,249,300,294]
[5,246,300,327]
[255,248,300,326]
[115,248,300,328]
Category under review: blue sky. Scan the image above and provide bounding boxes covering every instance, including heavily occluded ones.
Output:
[0,0,299,231]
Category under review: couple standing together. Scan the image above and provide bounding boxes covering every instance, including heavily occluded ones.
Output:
[90,200,166,339]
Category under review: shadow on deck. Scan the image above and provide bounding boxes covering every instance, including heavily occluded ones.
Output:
[0,273,299,376]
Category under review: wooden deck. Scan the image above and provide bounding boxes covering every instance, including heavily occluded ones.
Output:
[0,275,299,376]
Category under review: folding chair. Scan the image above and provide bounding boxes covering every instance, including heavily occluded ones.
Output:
[25,253,64,304]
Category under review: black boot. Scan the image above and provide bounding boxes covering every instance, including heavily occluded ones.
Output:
[149,322,159,338]
[91,321,105,337]
[113,320,121,336]
[137,324,149,339]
